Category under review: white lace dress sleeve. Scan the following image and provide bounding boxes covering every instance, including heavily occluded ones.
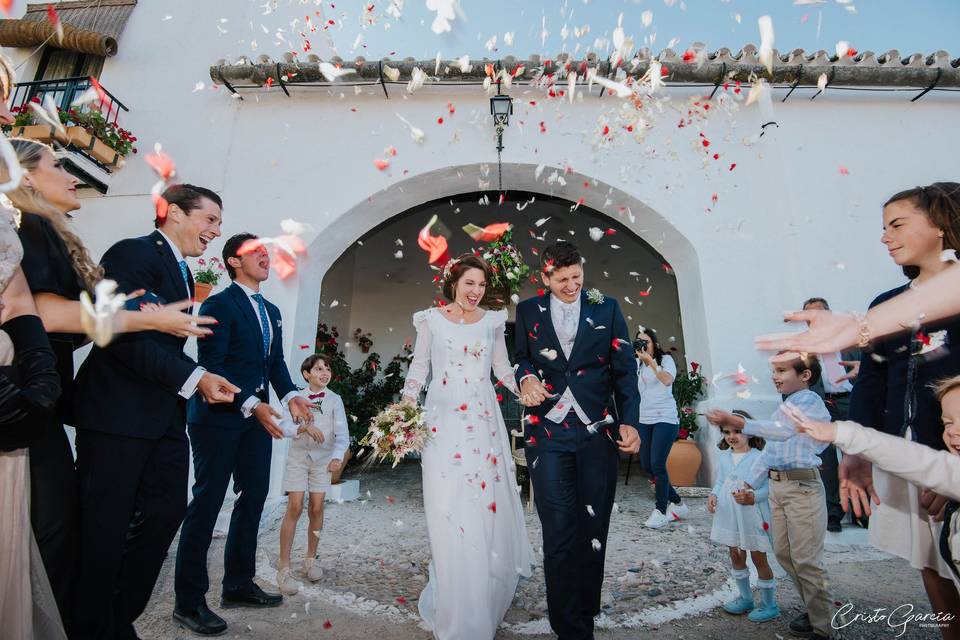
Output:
[402,309,432,399]
[490,309,519,396]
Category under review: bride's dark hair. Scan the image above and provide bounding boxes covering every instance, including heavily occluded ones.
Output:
[442,254,493,303]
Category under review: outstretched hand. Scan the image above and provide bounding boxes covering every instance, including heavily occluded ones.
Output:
[754,309,861,355]
[838,453,880,518]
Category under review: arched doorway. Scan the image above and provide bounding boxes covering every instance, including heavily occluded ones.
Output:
[290,163,709,379]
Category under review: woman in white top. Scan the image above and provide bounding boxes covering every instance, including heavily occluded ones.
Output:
[635,327,689,529]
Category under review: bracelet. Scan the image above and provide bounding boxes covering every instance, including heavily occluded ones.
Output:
[852,312,871,348]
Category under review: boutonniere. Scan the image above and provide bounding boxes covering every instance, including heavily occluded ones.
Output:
[308,391,325,413]
[586,288,605,305]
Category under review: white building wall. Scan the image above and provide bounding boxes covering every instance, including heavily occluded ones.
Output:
[5,0,959,490]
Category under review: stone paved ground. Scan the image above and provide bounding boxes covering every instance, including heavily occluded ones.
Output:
[137,461,945,639]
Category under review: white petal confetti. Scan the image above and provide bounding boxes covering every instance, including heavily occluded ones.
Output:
[758,15,775,75]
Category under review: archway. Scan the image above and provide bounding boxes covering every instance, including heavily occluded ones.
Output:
[290,163,710,385]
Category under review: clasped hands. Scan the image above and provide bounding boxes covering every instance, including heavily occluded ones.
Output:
[518,378,640,454]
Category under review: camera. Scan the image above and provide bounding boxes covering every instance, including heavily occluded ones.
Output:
[633,339,648,352]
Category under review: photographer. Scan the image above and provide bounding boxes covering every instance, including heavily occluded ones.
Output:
[635,327,689,529]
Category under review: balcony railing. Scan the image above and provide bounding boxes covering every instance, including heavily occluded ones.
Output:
[8,76,129,126]
[5,76,133,183]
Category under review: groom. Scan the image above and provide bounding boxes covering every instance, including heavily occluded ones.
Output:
[515,240,641,640]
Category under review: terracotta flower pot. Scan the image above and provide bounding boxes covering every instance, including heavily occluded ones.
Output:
[13,124,59,143]
[88,136,121,166]
[194,281,213,303]
[665,439,703,487]
[62,125,93,148]
[361,344,371,353]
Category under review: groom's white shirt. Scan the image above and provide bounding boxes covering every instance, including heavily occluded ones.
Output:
[543,295,591,424]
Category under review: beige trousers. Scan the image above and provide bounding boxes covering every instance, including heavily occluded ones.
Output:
[769,471,834,637]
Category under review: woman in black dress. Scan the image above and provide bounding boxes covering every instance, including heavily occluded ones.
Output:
[846,182,960,634]
[1,137,214,631]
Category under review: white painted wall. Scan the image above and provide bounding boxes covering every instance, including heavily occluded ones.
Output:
[5,0,959,490]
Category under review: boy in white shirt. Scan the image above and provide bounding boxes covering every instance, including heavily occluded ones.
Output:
[276,354,349,595]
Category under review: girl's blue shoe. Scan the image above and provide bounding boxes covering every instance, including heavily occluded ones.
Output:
[722,595,755,615]
[747,602,781,622]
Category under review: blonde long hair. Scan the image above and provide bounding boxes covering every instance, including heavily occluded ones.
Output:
[0,138,103,291]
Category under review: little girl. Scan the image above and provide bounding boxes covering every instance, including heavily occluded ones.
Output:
[276,354,349,595]
[708,410,780,623]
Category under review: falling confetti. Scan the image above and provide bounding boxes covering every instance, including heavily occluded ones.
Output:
[417,214,450,265]
[591,539,602,551]
[758,15,775,75]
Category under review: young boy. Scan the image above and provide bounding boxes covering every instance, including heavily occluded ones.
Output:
[707,353,835,640]
[276,354,349,595]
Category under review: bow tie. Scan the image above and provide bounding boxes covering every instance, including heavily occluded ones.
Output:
[308,392,325,400]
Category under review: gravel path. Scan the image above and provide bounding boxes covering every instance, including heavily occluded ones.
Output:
[135,460,944,639]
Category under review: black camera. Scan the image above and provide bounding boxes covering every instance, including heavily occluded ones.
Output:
[633,339,648,352]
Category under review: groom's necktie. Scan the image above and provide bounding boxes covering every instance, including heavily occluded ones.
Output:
[560,305,577,358]
[177,260,190,296]
[251,293,271,358]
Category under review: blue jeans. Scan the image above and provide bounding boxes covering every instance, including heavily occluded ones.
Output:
[638,422,681,513]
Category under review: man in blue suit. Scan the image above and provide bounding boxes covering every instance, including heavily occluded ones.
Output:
[514,240,641,640]
[72,184,239,640]
[173,233,313,635]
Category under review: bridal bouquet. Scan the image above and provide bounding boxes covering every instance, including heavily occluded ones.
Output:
[359,402,431,468]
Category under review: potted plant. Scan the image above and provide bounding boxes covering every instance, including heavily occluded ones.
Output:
[192,257,225,303]
[3,100,60,142]
[353,328,374,353]
[666,361,706,486]
[480,228,530,310]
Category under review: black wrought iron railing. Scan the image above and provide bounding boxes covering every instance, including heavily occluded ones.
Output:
[8,76,129,125]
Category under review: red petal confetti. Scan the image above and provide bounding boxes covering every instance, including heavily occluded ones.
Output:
[537,288,545,296]
[265,77,275,88]
[466,222,511,242]
[606,228,616,235]
[0,0,12,15]
[916,331,931,346]
[299,344,310,349]
[323,620,333,629]
[374,158,390,170]
[839,166,849,176]
[488,502,497,513]
[712,153,719,160]
[396,596,407,604]
[458,403,468,411]
[437,117,444,124]
[417,215,450,266]
[447,102,455,114]
[539,121,546,133]
[846,47,858,57]
[660,65,669,76]
[711,193,718,205]
[527,414,540,425]
[701,139,710,148]
[729,163,737,171]
[682,50,695,62]
[528,435,537,446]
[601,125,610,136]
[145,148,177,181]
[386,495,395,504]
[762,521,770,531]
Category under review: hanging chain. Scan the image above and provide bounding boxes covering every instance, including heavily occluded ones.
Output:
[497,144,503,194]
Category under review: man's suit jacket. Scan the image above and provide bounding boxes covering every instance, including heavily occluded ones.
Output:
[73,230,197,439]
[187,282,296,429]
[513,291,640,430]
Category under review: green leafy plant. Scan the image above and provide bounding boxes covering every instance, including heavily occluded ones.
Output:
[672,361,705,440]
[316,323,411,444]
[482,228,531,297]
[193,257,225,285]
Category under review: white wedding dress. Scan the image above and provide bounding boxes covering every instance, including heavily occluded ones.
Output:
[403,307,533,640]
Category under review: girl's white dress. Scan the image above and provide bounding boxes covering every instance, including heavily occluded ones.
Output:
[403,307,533,640]
[710,448,773,552]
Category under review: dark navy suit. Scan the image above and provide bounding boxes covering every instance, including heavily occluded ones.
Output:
[72,230,198,640]
[175,282,297,609]
[514,292,640,640]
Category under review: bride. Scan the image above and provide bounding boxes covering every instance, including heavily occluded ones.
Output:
[401,253,533,640]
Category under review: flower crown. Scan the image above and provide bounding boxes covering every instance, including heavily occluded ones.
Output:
[439,256,462,285]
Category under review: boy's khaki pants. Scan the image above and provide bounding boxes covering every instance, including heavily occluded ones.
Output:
[769,469,834,637]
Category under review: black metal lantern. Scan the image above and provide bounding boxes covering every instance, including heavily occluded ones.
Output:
[489,94,513,151]
[489,92,512,195]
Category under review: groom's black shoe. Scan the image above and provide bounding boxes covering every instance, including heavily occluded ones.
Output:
[221,583,283,608]
[172,603,228,635]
